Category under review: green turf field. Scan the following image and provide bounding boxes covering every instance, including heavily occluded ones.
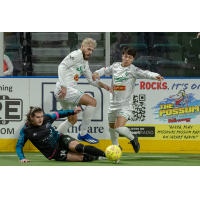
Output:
[0,152,200,166]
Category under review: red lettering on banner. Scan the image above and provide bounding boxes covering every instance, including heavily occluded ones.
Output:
[152,82,156,90]
[146,82,150,89]
[140,81,168,90]
[140,81,145,89]
[157,82,161,89]
[162,82,167,89]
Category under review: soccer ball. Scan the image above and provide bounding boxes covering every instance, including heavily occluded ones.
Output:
[105,145,122,161]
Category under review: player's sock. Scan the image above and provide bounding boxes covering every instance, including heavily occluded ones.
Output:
[109,128,119,146]
[115,127,135,141]
[80,105,95,136]
[75,144,106,157]
[82,153,95,162]
[57,120,72,135]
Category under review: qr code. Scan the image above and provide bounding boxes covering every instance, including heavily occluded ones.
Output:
[130,94,146,121]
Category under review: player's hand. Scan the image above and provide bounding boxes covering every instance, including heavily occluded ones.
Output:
[20,158,30,163]
[98,82,113,94]
[74,106,82,114]
[92,73,100,81]
[155,75,164,82]
[58,86,67,99]
[197,33,200,38]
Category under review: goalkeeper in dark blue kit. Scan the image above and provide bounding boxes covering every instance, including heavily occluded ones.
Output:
[16,106,106,163]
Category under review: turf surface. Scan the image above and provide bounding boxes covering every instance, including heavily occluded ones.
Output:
[0,152,200,166]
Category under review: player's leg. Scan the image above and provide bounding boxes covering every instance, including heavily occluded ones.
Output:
[108,110,119,146]
[56,101,77,134]
[77,94,99,144]
[114,111,140,153]
[68,140,106,159]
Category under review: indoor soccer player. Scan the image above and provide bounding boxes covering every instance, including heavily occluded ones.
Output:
[92,46,164,155]
[54,38,112,144]
[16,106,107,163]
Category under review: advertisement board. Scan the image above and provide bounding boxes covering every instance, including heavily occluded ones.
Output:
[0,77,200,153]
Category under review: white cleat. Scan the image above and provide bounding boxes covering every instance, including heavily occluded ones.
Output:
[98,156,107,160]
[114,158,120,164]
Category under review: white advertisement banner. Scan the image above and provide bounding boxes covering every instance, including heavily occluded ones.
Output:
[0,78,29,139]
[1,77,200,140]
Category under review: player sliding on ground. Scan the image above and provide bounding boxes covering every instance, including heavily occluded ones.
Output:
[92,46,164,155]
[54,38,112,144]
[16,106,107,163]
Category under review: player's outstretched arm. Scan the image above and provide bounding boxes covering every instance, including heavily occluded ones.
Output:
[98,82,113,93]
[16,127,28,162]
[20,158,30,163]
[92,73,100,81]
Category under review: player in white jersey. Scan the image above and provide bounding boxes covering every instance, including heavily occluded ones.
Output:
[54,38,112,144]
[92,46,164,155]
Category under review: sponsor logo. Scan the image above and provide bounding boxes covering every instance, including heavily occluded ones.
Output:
[70,56,74,60]
[0,95,23,125]
[152,90,200,123]
[33,133,37,137]
[74,74,79,81]
[114,76,128,83]
[113,85,126,91]
[123,126,155,137]
[46,123,51,128]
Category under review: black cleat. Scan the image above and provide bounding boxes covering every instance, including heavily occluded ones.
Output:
[130,135,140,153]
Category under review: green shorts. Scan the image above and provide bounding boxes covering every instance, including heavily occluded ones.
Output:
[54,135,76,161]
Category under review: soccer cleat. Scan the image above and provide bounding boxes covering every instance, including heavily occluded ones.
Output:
[77,133,99,144]
[114,158,120,164]
[130,134,140,153]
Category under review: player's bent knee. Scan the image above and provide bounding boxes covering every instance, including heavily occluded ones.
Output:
[75,143,84,153]
[88,98,97,107]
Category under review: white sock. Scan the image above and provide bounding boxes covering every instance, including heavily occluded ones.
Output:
[81,105,95,136]
[115,127,134,141]
[57,120,73,135]
[109,128,119,146]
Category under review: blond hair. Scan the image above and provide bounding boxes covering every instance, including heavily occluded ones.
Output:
[82,38,97,48]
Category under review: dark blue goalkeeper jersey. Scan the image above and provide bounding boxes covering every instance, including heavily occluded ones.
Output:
[16,110,75,160]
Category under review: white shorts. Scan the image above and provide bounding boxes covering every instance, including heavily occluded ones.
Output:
[54,85,84,110]
[108,108,133,123]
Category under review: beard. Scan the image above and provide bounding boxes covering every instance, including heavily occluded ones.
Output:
[82,50,89,61]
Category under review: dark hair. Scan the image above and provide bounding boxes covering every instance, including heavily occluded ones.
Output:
[122,46,137,58]
[26,106,43,125]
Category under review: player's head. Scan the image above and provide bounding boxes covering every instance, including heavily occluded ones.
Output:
[122,46,136,67]
[26,106,44,126]
[81,38,97,60]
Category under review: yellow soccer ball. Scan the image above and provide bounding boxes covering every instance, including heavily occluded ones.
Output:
[105,145,122,161]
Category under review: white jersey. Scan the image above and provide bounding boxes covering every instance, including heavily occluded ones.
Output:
[56,49,99,88]
[95,62,160,110]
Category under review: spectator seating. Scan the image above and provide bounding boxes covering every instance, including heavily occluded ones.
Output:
[155,61,198,77]
[30,32,105,76]
[181,32,198,51]
[152,44,182,61]
[149,32,179,48]
[132,60,151,70]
